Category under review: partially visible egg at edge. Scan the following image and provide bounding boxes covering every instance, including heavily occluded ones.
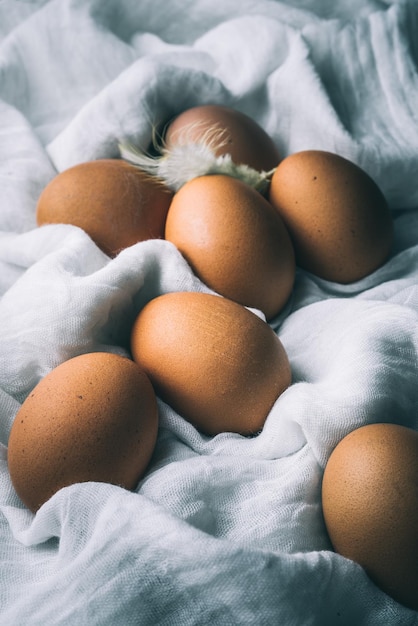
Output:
[322,423,418,611]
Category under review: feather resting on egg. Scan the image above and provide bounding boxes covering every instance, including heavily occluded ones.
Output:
[119,139,275,194]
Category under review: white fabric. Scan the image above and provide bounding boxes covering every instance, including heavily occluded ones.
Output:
[1,0,418,623]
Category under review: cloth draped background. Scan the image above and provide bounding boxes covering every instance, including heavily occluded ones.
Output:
[1,0,418,623]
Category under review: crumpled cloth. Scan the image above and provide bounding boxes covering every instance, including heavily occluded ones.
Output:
[1,0,418,624]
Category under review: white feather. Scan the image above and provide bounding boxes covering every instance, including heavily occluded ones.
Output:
[119,140,275,194]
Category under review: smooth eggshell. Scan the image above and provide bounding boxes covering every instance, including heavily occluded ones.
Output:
[268,150,394,283]
[165,174,295,320]
[163,104,281,173]
[7,352,159,512]
[36,159,173,257]
[130,291,291,436]
[322,423,418,610]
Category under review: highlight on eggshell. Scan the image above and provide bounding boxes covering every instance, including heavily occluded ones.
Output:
[164,174,296,321]
[268,150,394,283]
[322,423,418,611]
[36,158,173,257]
[7,352,159,513]
[130,291,292,436]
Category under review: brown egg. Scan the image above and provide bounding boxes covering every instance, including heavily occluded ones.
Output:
[322,423,418,610]
[7,352,159,512]
[36,159,173,257]
[163,104,281,173]
[164,174,295,320]
[268,150,394,283]
[130,292,291,436]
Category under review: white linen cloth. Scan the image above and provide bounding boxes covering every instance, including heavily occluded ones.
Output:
[1,0,418,623]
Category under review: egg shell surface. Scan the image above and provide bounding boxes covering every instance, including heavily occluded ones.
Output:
[36,159,173,257]
[130,291,291,436]
[322,423,418,611]
[7,352,159,512]
[165,174,295,320]
[268,150,394,283]
[163,104,281,173]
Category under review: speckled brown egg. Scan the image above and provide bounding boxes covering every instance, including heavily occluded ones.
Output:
[7,352,159,512]
[268,150,394,283]
[36,159,173,257]
[130,291,291,436]
[322,423,418,611]
[163,104,281,173]
[164,174,295,320]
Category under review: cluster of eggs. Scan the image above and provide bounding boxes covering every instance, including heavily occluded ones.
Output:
[8,103,417,613]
